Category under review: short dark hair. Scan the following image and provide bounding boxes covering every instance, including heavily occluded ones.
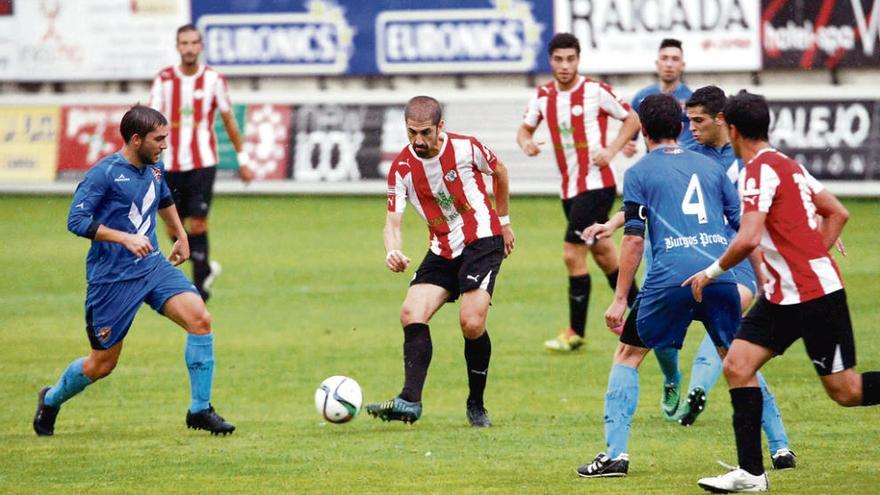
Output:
[176,24,200,42]
[405,95,443,125]
[686,85,727,116]
[638,94,682,141]
[659,38,682,51]
[723,90,770,141]
[120,105,167,143]
[549,33,580,56]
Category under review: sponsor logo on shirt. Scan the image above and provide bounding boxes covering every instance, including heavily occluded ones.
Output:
[444,170,458,182]
[114,174,130,182]
[571,105,583,117]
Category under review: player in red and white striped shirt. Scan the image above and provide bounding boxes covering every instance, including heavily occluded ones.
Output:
[685,91,880,493]
[148,24,254,301]
[517,33,641,352]
[365,96,514,427]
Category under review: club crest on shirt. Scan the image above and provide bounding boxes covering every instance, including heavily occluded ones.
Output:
[571,105,583,116]
[444,169,458,182]
[151,166,162,183]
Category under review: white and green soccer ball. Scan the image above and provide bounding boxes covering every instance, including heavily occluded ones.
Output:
[314,375,363,424]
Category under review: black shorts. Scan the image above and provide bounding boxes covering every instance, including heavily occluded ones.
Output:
[735,289,856,376]
[561,187,616,244]
[410,236,504,302]
[164,167,217,219]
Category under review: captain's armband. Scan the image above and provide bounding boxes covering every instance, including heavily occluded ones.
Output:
[622,201,647,237]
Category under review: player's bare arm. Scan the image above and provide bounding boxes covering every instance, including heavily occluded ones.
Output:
[516,123,543,156]
[383,211,410,272]
[581,210,625,243]
[605,233,643,328]
[159,204,190,266]
[220,110,255,184]
[683,210,766,302]
[593,109,640,167]
[491,159,515,257]
[93,225,153,258]
[812,190,849,251]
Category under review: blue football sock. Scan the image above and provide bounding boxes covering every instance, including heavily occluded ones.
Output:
[44,357,93,408]
[687,334,723,394]
[654,348,681,386]
[185,333,214,413]
[757,372,789,455]
[604,364,640,459]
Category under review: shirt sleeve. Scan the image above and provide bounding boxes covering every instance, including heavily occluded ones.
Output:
[67,166,109,239]
[522,92,543,128]
[471,138,498,175]
[387,160,409,214]
[158,164,174,208]
[622,167,648,233]
[214,73,232,113]
[798,163,825,194]
[721,170,741,231]
[148,75,163,111]
[598,84,631,121]
[740,161,779,214]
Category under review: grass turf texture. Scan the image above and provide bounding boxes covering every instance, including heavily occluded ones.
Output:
[1,195,878,494]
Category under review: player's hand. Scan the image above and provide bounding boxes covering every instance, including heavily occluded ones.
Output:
[621,141,637,158]
[520,139,544,157]
[604,298,627,330]
[592,147,614,167]
[168,238,190,266]
[682,271,713,302]
[580,222,613,245]
[239,164,255,185]
[834,237,847,257]
[123,234,153,258]
[385,249,411,272]
[502,225,515,257]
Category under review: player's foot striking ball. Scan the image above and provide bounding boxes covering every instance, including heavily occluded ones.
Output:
[365,397,422,424]
[186,404,235,435]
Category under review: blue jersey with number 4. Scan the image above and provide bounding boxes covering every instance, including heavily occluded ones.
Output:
[623,146,740,289]
[67,152,174,284]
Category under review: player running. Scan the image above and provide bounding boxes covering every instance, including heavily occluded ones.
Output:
[686,91,880,493]
[365,96,515,427]
[33,105,234,437]
[517,33,640,352]
[575,94,781,479]
[149,24,254,301]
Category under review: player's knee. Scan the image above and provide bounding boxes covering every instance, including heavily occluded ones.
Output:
[562,250,584,271]
[84,357,117,380]
[826,382,861,407]
[459,315,486,339]
[189,217,208,234]
[399,306,422,326]
[187,309,212,334]
[722,356,750,382]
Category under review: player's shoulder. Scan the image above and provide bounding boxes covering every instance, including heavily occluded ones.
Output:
[584,77,615,93]
[536,79,557,96]
[634,84,660,100]
[86,153,124,181]
[202,65,225,78]
[446,131,481,145]
[155,66,176,80]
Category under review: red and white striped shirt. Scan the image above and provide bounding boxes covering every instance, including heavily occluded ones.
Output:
[148,64,231,172]
[740,148,843,305]
[387,132,502,259]
[523,76,631,199]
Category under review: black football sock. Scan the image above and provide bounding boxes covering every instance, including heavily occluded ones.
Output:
[861,371,880,406]
[189,233,210,299]
[464,331,491,405]
[606,269,639,308]
[399,323,432,403]
[730,387,764,476]
[569,275,591,337]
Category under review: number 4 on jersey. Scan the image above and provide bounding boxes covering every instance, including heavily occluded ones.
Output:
[681,174,708,224]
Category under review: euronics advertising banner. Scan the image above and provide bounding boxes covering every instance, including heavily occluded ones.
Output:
[554,0,762,72]
[762,0,880,69]
[0,0,189,81]
[190,0,552,75]
[0,106,60,182]
[769,99,880,181]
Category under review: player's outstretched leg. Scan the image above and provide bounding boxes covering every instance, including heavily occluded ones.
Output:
[34,356,97,436]
[365,323,431,424]
[654,348,682,420]
[464,330,492,427]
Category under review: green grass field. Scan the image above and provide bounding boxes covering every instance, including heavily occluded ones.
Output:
[1,195,878,494]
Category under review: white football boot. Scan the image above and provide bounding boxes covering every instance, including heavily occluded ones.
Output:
[697,467,768,493]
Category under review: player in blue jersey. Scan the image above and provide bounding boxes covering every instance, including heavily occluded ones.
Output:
[32,105,235,436]
[575,94,758,478]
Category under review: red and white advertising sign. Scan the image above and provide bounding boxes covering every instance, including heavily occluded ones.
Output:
[241,104,292,181]
[57,105,127,177]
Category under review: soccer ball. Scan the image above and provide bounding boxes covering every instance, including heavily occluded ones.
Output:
[314,375,363,424]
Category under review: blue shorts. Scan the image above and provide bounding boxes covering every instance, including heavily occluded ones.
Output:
[620,284,741,350]
[85,260,198,350]
[731,260,758,296]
